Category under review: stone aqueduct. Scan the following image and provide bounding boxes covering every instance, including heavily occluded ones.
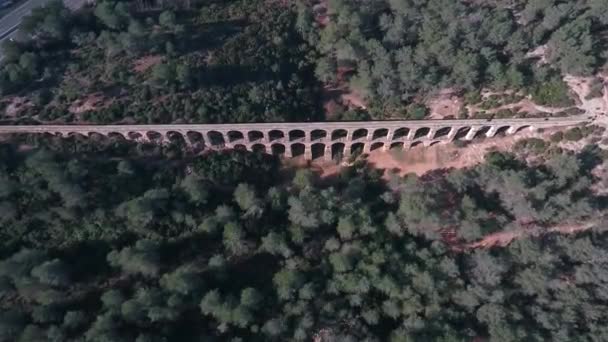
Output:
[0,116,590,160]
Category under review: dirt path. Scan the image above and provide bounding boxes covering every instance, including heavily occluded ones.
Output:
[463,221,598,250]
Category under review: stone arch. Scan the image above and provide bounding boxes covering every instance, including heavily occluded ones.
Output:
[234,144,247,151]
[372,128,389,140]
[430,141,441,146]
[453,127,471,140]
[352,128,368,141]
[331,129,348,141]
[332,143,345,159]
[227,131,245,143]
[252,144,266,154]
[390,142,404,150]
[248,130,264,143]
[494,126,511,137]
[68,132,87,140]
[127,132,142,140]
[107,132,126,140]
[207,131,225,146]
[351,143,365,156]
[291,143,305,157]
[289,130,305,142]
[370,142,384,151]
[146,131,163,141]
[411,141,423,148]
[311,143,326,160]
[474,126,491,139]
[433,127,452,139]
[515,125,531,133]
[414,127,430,139]
[186,131,204,144]
[166,131,186,144]
[310,129,327,141]
[89,132,108,141]
[271,144,286,156]
[269,130,285,142]
[393,127,409,140]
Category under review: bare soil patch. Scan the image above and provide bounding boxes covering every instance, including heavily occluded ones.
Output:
[427,88,462,119]
[69,93,108,114]
[464,221,598,250]
[133,55,163,73]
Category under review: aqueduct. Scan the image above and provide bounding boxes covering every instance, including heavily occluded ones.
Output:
[0,115,591,160]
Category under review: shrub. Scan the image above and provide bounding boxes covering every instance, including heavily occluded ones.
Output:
[564,127,584,142]
[550,131,564,143]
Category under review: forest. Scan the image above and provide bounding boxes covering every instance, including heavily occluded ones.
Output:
[305,0,608,117]
[0,0,323,124]
[0,135,607,341]
[1,0,606,122]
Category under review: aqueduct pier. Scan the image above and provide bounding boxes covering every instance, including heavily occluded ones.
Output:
[0,115,591,160]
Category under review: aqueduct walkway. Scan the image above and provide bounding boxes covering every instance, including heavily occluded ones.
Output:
[0,115,591,160]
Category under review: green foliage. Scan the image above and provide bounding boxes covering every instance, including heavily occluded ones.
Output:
[0,135,606,340]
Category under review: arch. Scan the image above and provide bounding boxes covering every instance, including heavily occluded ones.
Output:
[107,132,126,140]
[414,127,430,139]
[352,128,368,141]
[331,129,348,141]
[291,143,305,157]
[234,144,247,151]
[68,132,87,140]
[146,131,162,141]
[332,143,345,160]
[289,130,305,142]
[411,141,423,148]
[186,131,204,144]
[430,141,441,146]
[494,126,510,137]
[248,130,264,143]
[370,142,384,151]
[127,132,142,140]
[166,131,186,144]
[433,127,452,139]
[351,143,365,156]
[227,131,245,143]
[390,142,404,150]
[207,131,225,146]
[515,125,531,134]
[453,127,471,140]
[89,132,107,141]
[269,130,285,142]
[474,126,491,139]
[252,144,266,154]
[310,129,327,141]
[311,143,326,160]
[372,128,388,140]
[271,144,286,156]
[393,128,409,140]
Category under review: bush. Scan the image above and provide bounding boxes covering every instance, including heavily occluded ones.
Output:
[564,127,584,142]
[550,131,564,143]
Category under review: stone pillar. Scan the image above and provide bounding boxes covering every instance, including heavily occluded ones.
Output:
[304,144,312,160]
[406,129,416,140]
[386,128,395,142]
[485,126,498,138]
[324,144,332,161]
[363,143,371,153]
[343,144,351,158]
[345,130,353,142]
[366,130,374,141]
[427,128,436,140]
[304,130,311,143]
[447,127,458,141]
[465,127,479,140]
[284,144,293,158]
